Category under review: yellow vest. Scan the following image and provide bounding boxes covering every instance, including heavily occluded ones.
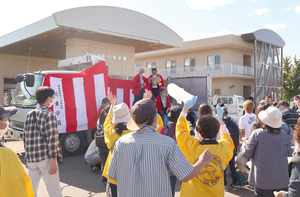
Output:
[176,116,234,197]
[102,113,132,185]
[0,147,34,197]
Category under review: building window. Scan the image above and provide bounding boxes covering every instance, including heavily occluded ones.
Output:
[146,62,156,68]
[165,60,176,73]
[214,89,221,95]
[135,64,141,67]
[184,58,195,72]
[207,55,221,69]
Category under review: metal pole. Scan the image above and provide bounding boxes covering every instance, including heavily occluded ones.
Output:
[281,47,283,100]
[254,40,257,107]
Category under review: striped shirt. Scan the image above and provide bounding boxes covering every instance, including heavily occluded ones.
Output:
[282,109,300,129]
[107,125,193,197]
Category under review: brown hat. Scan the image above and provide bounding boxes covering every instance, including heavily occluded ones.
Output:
[277,100,289,108]
[127,99,156,131]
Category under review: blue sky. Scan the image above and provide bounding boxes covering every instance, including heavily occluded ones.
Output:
[1,0,299,58]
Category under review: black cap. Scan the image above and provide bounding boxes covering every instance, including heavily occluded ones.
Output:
[0,105,17,118]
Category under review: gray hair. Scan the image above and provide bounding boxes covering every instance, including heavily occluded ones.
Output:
[139,68,144,72]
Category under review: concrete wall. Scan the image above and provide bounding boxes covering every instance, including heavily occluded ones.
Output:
[66,38,135,77]
[136,47,254,69]
[212,78,254,97]
[135,41,255,98]
[0,54,59,105]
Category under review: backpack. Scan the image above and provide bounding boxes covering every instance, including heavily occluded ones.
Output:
[224,118,239,147]
[164,123,176,141]
[94,125,108,149]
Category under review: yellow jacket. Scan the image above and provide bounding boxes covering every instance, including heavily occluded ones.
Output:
[176,115,234,197]
[102,113,132,185]
[0,146,34,197]
[156,113,164,133]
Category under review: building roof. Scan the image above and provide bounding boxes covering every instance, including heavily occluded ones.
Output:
[136,34,254,59]
[241,29,285,47]
[0,6,183,59]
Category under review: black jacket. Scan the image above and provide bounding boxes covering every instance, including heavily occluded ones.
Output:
[223,117,239,148]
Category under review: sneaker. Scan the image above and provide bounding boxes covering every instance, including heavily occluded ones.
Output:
[224,185,228,192]
[90,165,98,173]
[237,183,248,188]
[229,184,238,190]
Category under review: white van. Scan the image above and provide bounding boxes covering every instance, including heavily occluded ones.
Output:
[212,95,245,122]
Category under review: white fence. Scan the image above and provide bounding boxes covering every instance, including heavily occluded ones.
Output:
[157,64,254,78]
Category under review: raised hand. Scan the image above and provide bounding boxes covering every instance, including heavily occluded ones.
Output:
[184,96,197,110]
[198,149,213,166]
[107,92,117,106]
[144,91,152,99]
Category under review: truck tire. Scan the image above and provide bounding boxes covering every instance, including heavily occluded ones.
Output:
[60,132,84,156]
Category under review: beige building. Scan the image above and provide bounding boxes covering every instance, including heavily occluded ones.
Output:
[0,6,182,105]
[135,34,257,99]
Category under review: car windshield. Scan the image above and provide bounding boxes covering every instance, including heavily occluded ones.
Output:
[11,74,44,107]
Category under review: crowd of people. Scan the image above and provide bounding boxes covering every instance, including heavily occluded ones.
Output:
[1,81,300,197]
[94,91,300,197]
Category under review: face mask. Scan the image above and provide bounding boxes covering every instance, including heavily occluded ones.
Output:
[49,98,54,108]
[0,120,9,136]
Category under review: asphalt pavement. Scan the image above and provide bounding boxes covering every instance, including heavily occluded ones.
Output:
[5,140,254,197]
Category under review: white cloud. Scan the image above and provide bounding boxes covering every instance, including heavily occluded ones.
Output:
[282,7,292,11]
[255,8,269,15]
[197,29,233,39]
[296,5,300,14]
[186,0,234,10]
[252,0,263,1]
[265,23,286,30]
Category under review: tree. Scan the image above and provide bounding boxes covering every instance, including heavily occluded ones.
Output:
[283,56,300,102]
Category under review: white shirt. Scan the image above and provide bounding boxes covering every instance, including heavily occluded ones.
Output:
[138,73,144,88]
[84,139,98,159]
[239,113,256,139]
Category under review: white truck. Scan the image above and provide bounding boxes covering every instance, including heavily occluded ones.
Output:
[212,95,245,122]
[167,76,244,122]
[8,54,133,156]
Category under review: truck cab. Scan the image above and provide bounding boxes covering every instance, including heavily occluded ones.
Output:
[8,70,87,156]
[212,95,245,122]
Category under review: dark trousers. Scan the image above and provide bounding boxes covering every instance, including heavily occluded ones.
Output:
[254,187,288,197]
[170,176,177,197]
[152,87,160,98]
[224,149,237,185]
[110,183,117,197]
[99,147,109,183]
[133,88,144,106]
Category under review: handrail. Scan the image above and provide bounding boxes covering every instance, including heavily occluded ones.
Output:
[157,63,254,78]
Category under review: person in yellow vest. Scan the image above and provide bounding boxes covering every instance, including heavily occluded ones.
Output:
[176,96,234,197]
[0,145,34,197]
[102,92,133,197]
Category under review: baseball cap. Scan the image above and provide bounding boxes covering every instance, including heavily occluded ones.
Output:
[127,99,156,131]
[0,105,17,118]
[160,88,166,92]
